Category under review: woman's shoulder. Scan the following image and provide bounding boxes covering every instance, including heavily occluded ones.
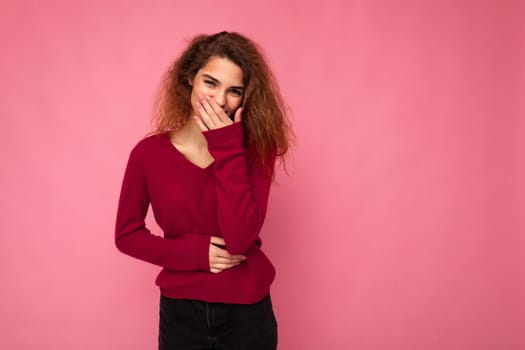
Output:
[129,132,169,157]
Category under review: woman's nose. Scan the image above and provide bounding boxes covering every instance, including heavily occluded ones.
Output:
[213,91,226,107]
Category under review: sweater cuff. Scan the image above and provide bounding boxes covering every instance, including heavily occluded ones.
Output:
[196,235,211,272]
[203,122,244,152]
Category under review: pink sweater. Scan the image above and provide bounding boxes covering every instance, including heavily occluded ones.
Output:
[115,123,276,304]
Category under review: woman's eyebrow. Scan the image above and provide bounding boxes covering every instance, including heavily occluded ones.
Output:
[202,73,244,90]
[202,73,219,83]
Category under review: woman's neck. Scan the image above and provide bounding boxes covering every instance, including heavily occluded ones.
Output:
[170,118,207,151]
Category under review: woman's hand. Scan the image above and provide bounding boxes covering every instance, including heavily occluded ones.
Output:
[194,94,242,131]
[209,236,247,274]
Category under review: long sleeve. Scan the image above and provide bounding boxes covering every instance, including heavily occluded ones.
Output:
[114,145,211,271]
[203,123,275,255]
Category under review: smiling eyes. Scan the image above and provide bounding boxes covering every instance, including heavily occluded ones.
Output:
[204,79,243,97]
[203,79,216,87]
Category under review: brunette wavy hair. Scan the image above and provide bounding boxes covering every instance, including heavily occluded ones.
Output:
[151,31,293,179]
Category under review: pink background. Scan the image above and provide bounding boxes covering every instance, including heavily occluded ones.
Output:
[1,1,524,349]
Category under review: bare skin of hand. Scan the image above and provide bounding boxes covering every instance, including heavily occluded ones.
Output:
[209,236,247,274]
[194,94,242,131]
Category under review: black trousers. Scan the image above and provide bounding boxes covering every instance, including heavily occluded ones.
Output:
[159,293,278,350]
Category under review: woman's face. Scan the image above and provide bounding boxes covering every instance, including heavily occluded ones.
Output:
[190,56,245,119]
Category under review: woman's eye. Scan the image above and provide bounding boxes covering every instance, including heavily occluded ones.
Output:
[204,80,216,87]
[230,90,243,97]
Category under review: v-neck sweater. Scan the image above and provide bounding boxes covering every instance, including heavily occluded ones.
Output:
[115,122,276,304]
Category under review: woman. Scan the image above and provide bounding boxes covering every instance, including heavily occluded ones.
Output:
[115,31,293,349]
